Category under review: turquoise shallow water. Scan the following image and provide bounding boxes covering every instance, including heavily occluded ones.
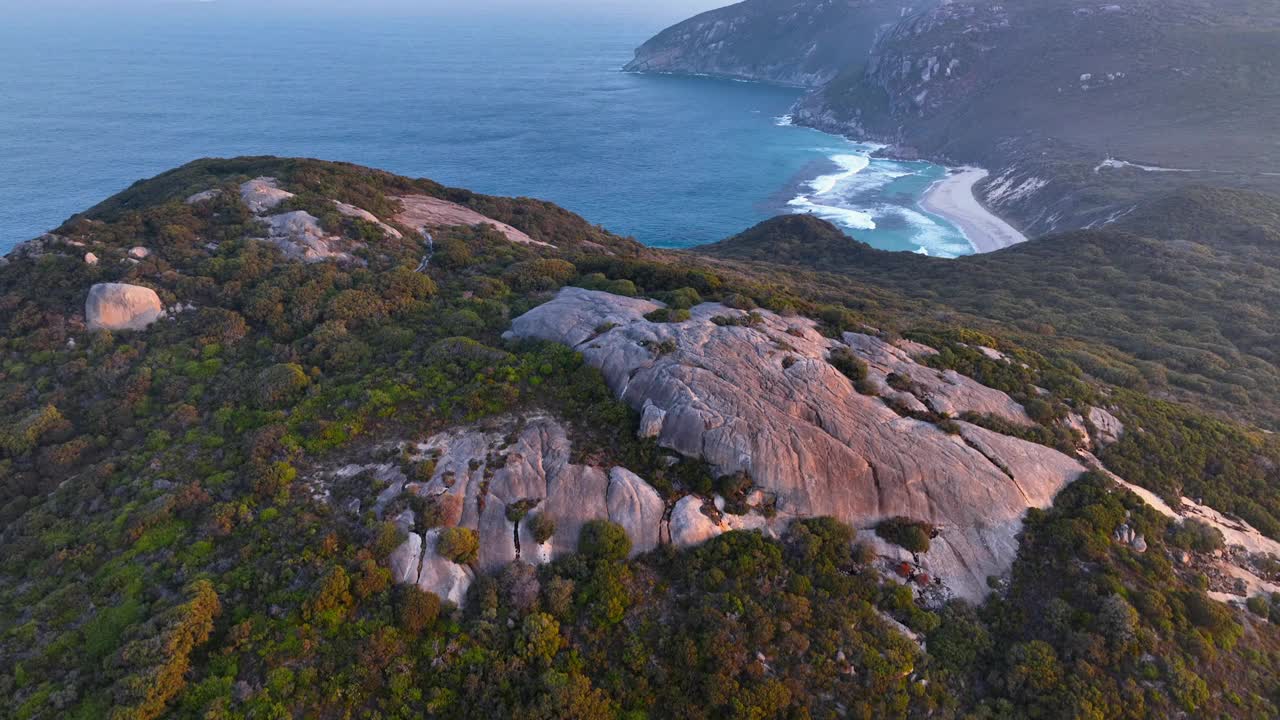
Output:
[0,6,970,256]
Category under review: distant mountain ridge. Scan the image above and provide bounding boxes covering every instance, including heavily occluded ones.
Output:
[624,0,939,87]
[631,0,1280,236]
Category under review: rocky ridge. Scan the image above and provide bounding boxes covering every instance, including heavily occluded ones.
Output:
[362,285,1280,605]
[501,287,1088,601]
[346,414,666,605]
[624,0,938,87]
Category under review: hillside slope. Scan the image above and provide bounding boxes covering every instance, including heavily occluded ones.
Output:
[700,186,1280,431]
[624,0,937,86]
[2,158,1280,719]
[635,0,1280,235]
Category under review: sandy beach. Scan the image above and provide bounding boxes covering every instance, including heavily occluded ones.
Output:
[920,168,1027,253]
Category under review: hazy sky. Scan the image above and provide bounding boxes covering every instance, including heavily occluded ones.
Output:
[0,0,732,21]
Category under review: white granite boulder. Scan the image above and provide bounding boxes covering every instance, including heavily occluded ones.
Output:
[416,528,474,606]
[606,467,665,556]
[239,177,294,213]
[261,211,352,263]
[86,283,164,332]
[1088,406,1125,447]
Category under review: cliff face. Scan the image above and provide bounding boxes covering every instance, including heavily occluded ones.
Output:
[624,0,937,87]
[635,0,1280,236]
[797,0,1280,234]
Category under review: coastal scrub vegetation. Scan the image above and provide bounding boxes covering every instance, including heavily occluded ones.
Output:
[1,158,1278,718]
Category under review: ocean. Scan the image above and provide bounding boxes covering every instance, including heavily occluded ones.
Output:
[0,5,971,257]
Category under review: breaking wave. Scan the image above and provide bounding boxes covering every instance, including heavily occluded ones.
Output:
[786,145,971,256]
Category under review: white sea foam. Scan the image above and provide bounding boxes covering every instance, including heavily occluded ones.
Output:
[883,204,972,259]
[785,146,972,256]
[807,154,872,195]
[787,196,877,230]
[774,114,793,126]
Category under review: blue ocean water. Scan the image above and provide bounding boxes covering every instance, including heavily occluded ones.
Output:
[0,5,971,256]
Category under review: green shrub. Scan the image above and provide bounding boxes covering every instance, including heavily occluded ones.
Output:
[528,513,556,544]
[716,472,752,515]
[254,364,310,409]
[1246,595,1271,618]
[503,259,577,292]
[505,498,539,523]
[644,307,691,323]
[711,312,762,328]
[1167,519,1226,553]
[875,517,934,553]
[1,405,65,457]
[667,287,703,309]
[829,348,875,394]
[578,520,631,563]
[399,586,441,634]
[437,527,479,565]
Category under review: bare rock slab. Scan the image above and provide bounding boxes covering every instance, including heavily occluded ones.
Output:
[510,288,1086,601]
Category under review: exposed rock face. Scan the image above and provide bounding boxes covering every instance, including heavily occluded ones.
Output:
[843,332,1033,426]
[86,283,165,332]
[260,211,354,263]
[1064,412,1091,449]
[1113,523,1146,553]
[606,468,665,556]
[184,188,222,205]
[417,529,475,605]
[1088,406,1125,447]
[128,246,151,260]
[6,233,68,262]
[332,200,403,239]
[638,401,666,439]
[509,288,1087,600]
[384,415,665,582]
[669,496,721,547]
[389,532,423,585]
[239,177,294,214]
[393,195,549,247]
[668,495,773,548]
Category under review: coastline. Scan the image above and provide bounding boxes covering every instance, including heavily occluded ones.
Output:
[919,167,1027,253]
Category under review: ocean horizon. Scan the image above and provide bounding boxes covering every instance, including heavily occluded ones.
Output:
[0,5,972,256]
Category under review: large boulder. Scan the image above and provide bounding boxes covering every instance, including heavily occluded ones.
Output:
[86,283,164,332]
[239,177,294,213]
[509,288,1087,600]
[669,496,722,547]
[1088,406,1125,447]
[389,532,423,585]
[416,529,474,606]
[400,415,671,575]
[606,468,665,556]
[261,211,353,263]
